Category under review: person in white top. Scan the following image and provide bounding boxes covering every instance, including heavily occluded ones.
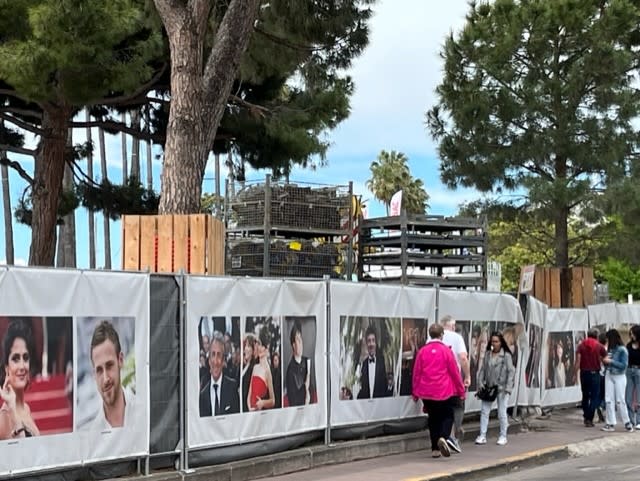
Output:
[87,320,134,430]
[439,315,470,453]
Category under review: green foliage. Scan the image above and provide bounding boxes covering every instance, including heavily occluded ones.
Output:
[366,150,429,215]
[15,188,79,226]
[76,177,159,219]
[0,0,162,105]
[200,193,224,214]
[461,200,615,292]
[427,0,640,268]
[122,353,136,393]
[599,258,640,302]
[220,0,376,176]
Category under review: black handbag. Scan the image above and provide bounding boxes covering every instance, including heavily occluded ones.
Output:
[476,351,505,402]
[476,384,499,401]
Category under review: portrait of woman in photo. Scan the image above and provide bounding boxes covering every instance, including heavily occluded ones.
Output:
[248,326,276,411]
[0,320,40,440]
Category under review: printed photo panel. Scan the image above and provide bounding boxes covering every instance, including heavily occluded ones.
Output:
[339,316,401,401]
[198,316,241,417]
[1,316,73,439]
[282,316,318,408]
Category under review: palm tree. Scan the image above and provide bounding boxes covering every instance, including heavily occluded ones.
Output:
[366,150,429,215]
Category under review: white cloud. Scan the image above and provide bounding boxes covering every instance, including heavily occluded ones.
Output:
[0,258,27,267]
[327,0,470,157]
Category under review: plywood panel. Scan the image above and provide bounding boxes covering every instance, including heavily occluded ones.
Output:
[544,268,552,307]
[534,267,546,302]
[190,214,207,274]
[173,215,189,273]
[582,267,594,306]
[550,268,561,307]
[122,215,141,271]
[139,216,157,272]
[157,215,174,273]
[571,267,584,307]
[207,217,224,275]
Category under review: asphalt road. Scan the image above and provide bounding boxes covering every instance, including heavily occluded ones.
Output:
[481,443,640,481]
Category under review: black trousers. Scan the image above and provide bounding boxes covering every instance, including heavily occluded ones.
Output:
[580,370,601,422]
[423,397,456,450]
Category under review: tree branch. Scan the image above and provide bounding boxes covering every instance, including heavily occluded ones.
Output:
[98,63,169,107]
[0,112,43,136]
[153,0,187,36]
[229,94,270,116]
[188,0,213,39]
[0,151,34,184]
[0,88,26,99]
[1,106,42,119]
[68,119,164,143]
[0,143,36,157]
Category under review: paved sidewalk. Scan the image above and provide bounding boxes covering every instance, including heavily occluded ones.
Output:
[262,408,640,481]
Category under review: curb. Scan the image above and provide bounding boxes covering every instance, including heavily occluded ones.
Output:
[411,445,569,481]
[412,431,640,481]
[122,422,504,481]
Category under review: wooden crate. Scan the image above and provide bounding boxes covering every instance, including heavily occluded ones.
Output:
[122,214,224,275]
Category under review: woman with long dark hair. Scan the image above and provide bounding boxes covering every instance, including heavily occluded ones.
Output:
[0,320,40,439]
[247,326,276,411]
[601,328,633,432]
[626,325,640,429]
[475,331,515,446]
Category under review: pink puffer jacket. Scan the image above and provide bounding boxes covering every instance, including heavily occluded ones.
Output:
[412,339,466,401]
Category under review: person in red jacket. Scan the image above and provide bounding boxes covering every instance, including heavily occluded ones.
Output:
[412,323,466,458]
[575,328,607,427]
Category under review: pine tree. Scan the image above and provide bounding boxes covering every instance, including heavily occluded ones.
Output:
[0,0,163,265]
[427,0,640,269]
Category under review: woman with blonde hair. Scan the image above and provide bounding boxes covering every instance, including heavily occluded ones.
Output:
[0,320,40,439]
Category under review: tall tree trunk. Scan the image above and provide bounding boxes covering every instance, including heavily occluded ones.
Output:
[29,107,71,266]
[130,109,141,180]
[62,168,77,267]
[1,151,14,265]
[86,110,96,269]
[121,112,128,184]
[56,130,77,268]
[99,128,112,269]
[146,108,153,190]
[214,152,220,216]
[154,0,261,214]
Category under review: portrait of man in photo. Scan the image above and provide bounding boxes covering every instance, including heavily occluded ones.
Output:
[357,325,390,399]
[199,331,240,416]
[87,320,135,430]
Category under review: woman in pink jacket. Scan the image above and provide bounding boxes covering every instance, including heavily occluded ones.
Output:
[412,323,466,458]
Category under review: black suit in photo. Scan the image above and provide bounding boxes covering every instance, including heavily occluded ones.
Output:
[199,376,240,416]
[357,353,390,399]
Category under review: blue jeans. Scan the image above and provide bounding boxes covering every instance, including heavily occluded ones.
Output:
[480,392,509,438]
[580,370,601,422]
[626,367,640,425]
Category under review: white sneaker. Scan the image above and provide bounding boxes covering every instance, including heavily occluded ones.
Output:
[474,435,487,445]
[635,423,640,430]
[497,436,508,446]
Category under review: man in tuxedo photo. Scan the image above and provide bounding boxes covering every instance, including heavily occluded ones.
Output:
[357,325,391,399]
[199,331,240,416]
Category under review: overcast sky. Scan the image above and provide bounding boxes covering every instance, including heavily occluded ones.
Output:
[1,0,480,267]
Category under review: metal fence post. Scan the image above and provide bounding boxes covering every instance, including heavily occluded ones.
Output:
[324,276,332,445]
[178,270,190,472]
